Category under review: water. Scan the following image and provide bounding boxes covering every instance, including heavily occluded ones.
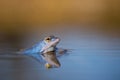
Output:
[0,25,120,80]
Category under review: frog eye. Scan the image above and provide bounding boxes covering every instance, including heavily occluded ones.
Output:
[45,37,51,42]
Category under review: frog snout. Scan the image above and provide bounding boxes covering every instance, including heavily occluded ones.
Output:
[52,37,60,46]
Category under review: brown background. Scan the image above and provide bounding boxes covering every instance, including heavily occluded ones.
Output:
[0,0,120,49]
[0,0,120,28]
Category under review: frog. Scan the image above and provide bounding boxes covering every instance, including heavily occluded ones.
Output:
[21,35,67,68]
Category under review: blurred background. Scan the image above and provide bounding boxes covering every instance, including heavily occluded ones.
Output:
[0,0,120,26]
[0,0,120,49]
[0,0,120,47]
[0,0,120,80]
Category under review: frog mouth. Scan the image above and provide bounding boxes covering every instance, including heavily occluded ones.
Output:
[41,37,60,53]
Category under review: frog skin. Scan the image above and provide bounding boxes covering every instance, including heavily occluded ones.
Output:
[21,35,64,68]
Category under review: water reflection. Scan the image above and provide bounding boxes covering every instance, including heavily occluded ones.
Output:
[0,25,120,80]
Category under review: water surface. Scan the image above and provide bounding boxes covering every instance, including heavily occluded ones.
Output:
[0,25,120,80]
